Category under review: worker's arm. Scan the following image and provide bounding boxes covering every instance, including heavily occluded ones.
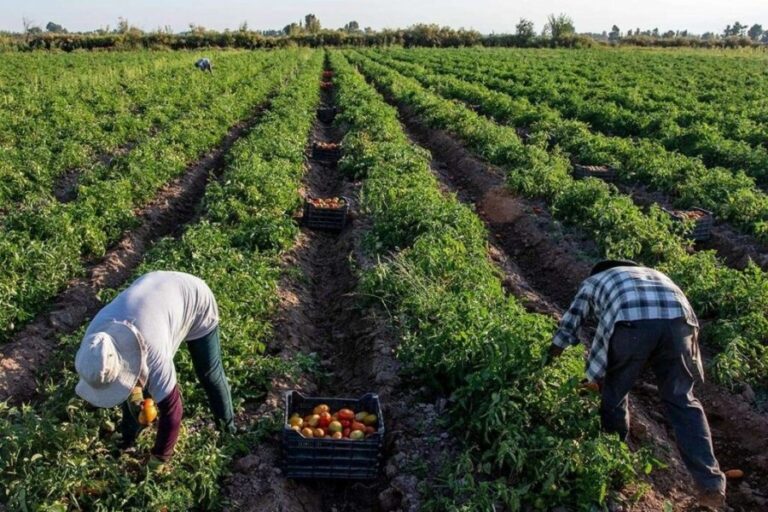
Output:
[547,283,593,362]
[151,385,183,462]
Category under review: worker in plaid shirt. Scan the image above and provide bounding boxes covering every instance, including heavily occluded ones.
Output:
[547,260,726,508]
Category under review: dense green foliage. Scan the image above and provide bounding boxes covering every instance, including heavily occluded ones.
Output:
[0,50,323,510]
[348,50,768,390]
[0,50,304,341]
[331,50,650,511]
[369,49,768,241]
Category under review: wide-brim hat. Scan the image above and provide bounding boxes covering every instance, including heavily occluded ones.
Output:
[75,321,144,408]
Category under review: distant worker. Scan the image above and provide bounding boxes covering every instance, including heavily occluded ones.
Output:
[74,271,234,471]
[545,260,726,508]
[195,57,213,73]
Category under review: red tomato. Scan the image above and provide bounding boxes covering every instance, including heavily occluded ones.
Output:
[318,412,332,428]
[342,428,351,438]
[340,419,351,428]
[337,408,355,421]
[364,426,375,435]
[351,421,365,432]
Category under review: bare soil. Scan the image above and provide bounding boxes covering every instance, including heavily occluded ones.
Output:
[224,83,455,512]
[385,99,768,511]
[0,105,270,404]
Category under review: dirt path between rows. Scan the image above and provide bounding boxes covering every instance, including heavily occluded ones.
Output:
[0,102,274,404]
[382,97,768,511]
[224,72,456,512]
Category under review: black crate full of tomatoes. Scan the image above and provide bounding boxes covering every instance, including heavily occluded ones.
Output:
[302,196,350,231]
[312,141,342,162]
[662,207,714,242]
[282,391,384,480]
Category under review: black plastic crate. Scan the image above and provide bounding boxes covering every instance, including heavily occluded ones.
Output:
[573,164,617,183]
[302,196,350,231]
[663,207,714,242]
[312,142,342,162]
[318,106,337,124]
[282,391,384,480]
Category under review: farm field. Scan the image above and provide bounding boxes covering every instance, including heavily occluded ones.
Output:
[0,47,767,511]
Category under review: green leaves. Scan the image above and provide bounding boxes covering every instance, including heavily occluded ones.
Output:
[334,50,650,510]
[0,50,324,510]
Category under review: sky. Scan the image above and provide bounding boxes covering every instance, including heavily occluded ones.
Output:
[1,0,767,36]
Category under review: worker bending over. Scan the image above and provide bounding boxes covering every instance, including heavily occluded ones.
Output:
[546,260,726,508]
[195,57,213,73]
[74,271,234,469]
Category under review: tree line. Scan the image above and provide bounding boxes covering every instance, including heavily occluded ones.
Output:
[1,14,765,51]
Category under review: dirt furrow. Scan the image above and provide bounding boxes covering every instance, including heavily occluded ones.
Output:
[383,98,768,510]
[225,75,454,512]
[0,103,272,404]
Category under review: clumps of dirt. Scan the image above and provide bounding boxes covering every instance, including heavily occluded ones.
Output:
[224,83,454,512]
[399,106,597,307]
[0,105,270,404]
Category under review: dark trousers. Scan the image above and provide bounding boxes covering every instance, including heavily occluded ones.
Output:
[121,325,235,444]
[601,318,725,493]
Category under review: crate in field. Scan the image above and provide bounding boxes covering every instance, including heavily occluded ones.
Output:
[663,207,714,242]
[282,391,384,480]
[573,164,618,183]
[302,196,350,231]
[318,106,337,124]
[312,141,342,162]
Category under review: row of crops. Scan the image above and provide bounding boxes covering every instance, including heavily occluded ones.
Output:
[0,50,308,341]
[402,48,768,178]
[2,47,656,511]
[1,46,767,510]
[369,48,768,242]
[331,51,648,510]
[347,49,768,391]
[0,50,323,510]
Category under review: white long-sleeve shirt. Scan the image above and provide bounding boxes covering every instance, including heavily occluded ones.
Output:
[86,271,219,402]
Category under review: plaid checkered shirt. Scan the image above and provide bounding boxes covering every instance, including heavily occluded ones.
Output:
[553,266,698,382]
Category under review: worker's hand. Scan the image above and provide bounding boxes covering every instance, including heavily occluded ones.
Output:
[129,386,144,405]
[578,378,603,395]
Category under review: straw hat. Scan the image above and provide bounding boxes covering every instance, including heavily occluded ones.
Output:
[75,321,146,408]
